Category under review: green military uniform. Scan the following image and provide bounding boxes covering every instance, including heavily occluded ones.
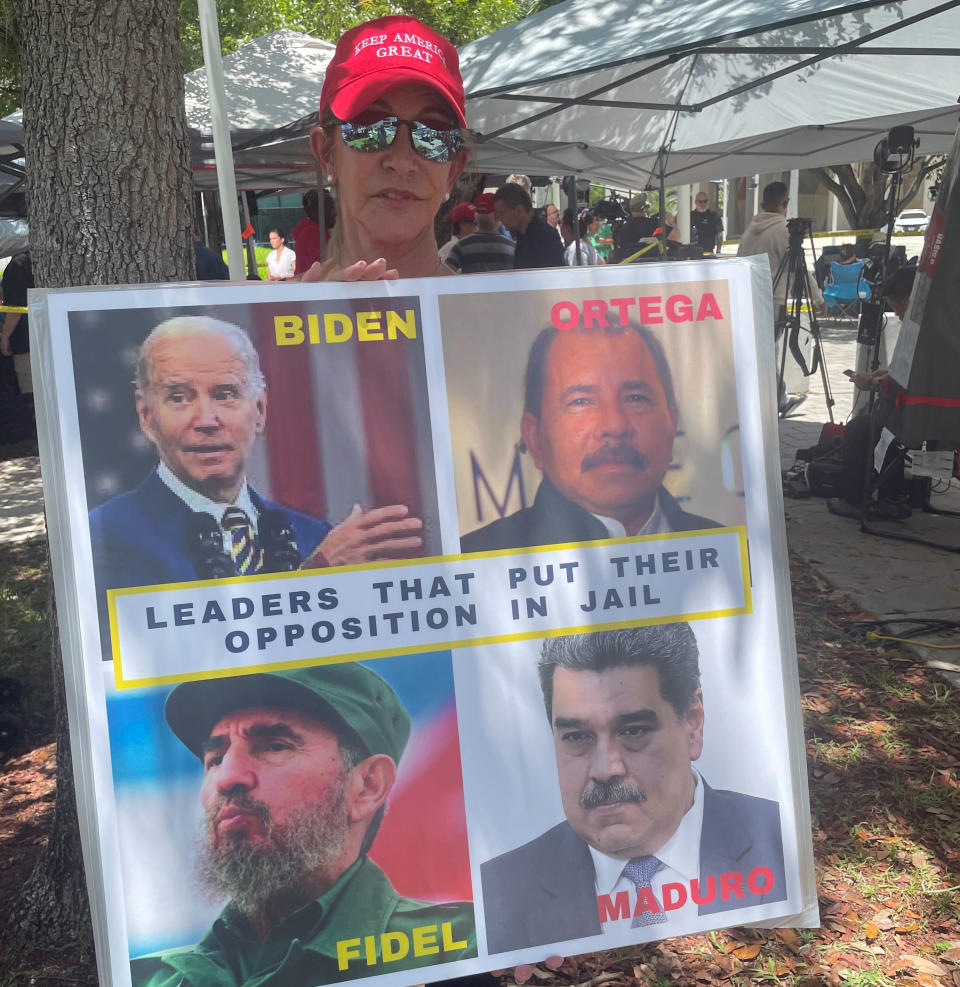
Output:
[130,856,477,987]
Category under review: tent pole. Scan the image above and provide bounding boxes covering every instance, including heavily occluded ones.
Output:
[241,191,258,278]
[197,0,245,280]
[658,150,667,249]
[567,175,580,265]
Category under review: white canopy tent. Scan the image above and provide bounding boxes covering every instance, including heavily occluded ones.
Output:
[457,0,960,186]
[0,112,27,218]
[12,3,960,200]
[186,28,334,191]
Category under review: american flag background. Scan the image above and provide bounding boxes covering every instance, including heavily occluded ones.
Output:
[69,297,442,553]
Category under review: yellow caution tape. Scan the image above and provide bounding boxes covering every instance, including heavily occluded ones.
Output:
[0,305,27,313]
[725,227,925,246]
[617,240,664,264]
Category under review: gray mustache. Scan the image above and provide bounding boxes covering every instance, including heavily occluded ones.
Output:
[580,781,648,809]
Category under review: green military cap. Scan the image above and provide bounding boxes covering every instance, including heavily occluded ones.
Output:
[629,193,647,212]
[165,662,410,764]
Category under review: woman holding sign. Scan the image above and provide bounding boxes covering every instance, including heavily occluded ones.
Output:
[302,16,469,283]
[299,14,564,985]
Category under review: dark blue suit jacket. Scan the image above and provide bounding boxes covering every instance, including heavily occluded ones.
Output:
[480,782,787,954]
[461,478,720,554]
[89,470,331,659]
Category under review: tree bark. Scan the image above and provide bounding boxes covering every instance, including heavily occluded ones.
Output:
[13,0,194,949]
[17,0,194,289]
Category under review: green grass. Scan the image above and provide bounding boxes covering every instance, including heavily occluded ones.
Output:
[0,539,52,741]
[221,244,271,280]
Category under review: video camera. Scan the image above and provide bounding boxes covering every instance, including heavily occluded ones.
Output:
[592,197,629,223]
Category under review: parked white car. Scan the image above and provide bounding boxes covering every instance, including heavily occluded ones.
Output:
[893,208,930,232]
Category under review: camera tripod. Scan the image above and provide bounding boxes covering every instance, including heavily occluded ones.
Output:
[770,222,835,422]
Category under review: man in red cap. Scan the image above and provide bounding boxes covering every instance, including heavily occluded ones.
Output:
[439,200,478,263]
[446,194,516,273]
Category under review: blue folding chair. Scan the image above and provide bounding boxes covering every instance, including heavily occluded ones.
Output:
[822,260,869,320]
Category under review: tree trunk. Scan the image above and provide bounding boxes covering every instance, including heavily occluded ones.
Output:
[14,0,194,948]
[17,0,194,289]
[815,156,944,231]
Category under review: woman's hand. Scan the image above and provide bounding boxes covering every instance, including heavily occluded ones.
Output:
[299,258,399,282]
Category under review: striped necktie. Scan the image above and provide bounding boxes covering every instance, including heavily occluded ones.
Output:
[622,855,667,928]
[221,507,262,575]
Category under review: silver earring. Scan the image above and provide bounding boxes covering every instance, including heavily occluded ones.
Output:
[443,192,450,201]
[325,174,335,183]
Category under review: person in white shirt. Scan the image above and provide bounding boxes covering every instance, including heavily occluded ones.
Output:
[564,209,603,266]
[265,228,296,281]
[480,624,787,953]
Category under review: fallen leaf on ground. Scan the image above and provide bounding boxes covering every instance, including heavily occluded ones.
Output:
[900,955,948,976]
[777,928,801,952]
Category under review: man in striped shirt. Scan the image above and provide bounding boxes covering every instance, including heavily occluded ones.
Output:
[446,194,516,274]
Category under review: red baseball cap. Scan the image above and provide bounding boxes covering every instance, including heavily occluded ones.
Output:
[474,193,496,215]
[320,16,466,127]
[449,202,478,224]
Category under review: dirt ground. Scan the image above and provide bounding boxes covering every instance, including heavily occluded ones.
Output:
[0,528,957,987]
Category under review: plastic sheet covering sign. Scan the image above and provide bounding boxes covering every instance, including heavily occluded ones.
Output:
[31,259,818,987]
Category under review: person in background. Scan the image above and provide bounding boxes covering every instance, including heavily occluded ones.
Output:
[193,235,229,280]
[506,173,532,197]
[590,215,614,262]
[829,266,917,521]
[559,207,575,249]
[265,229,296,281]
[737,181,826,416]
[0,249,33,419]
[613,195,658,259]
[494,183,565,270]
[689,191,724,253]
[564,209,603,266]
[439,201,478,263]
[838,243,859,265]
[291,189,330,273]
[446,193,515,273]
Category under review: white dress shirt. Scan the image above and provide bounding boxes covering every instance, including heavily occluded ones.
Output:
[157,462,259,555]
[589,768,705,931]
[591,492,670,539]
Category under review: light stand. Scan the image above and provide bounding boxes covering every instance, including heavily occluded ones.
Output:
[771,218,835,421]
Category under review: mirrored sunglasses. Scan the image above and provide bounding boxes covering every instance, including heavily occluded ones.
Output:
[339,116,464,163]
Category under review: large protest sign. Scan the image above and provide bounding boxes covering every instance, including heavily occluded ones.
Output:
[32,260,818,987]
